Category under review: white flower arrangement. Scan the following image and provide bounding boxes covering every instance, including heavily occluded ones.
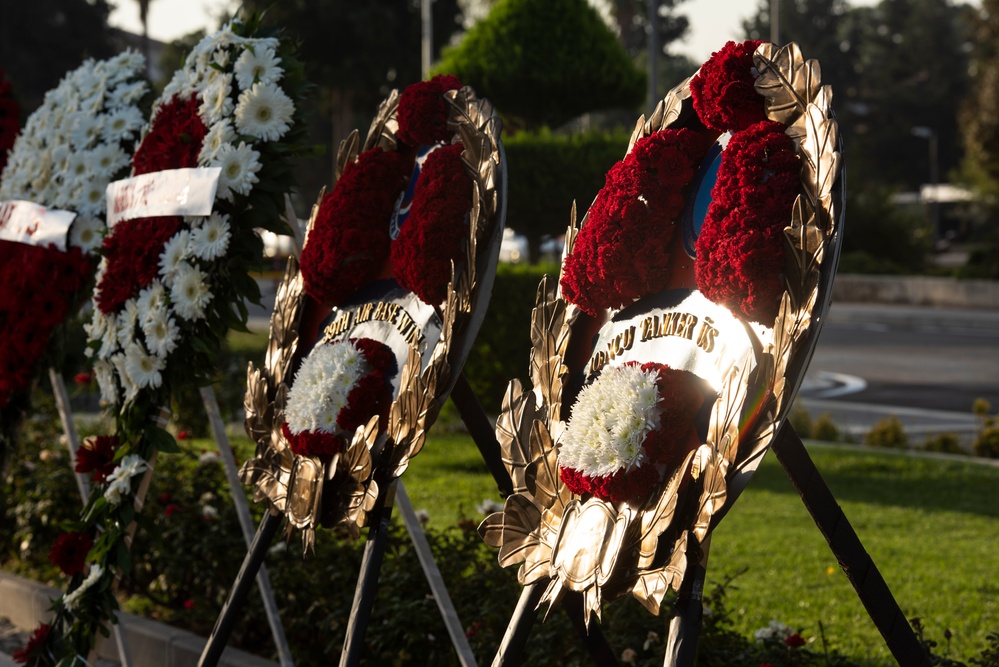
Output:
[285,340,369,436]
[0,50,148,253]
[559,364,663,477]
[103,453,150,506]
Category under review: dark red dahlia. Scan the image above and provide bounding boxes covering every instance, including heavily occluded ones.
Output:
[300,147,410,307]
[75,434,120,483]
[48,531,94,576]
[690,40,767,133]
[390,143,473,305]
[397,75,463,147]
[12,623,51,664]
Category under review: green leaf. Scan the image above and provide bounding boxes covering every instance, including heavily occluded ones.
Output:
[147,426,180,453]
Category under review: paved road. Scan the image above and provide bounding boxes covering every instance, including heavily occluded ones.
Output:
[797,303,999,442]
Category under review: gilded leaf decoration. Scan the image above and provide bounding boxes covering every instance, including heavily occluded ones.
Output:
[241,85,504,541]
[483,39,842,623]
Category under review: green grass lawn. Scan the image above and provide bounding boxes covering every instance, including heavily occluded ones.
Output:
[399,434,999,665]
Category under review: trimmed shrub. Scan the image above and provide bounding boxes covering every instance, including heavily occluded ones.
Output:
[865,415,909,449]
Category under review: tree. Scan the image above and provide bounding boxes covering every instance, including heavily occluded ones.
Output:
[0,0,116,113]
[960,0,999,192]
[237,0,464,208]
[434,0,646,129]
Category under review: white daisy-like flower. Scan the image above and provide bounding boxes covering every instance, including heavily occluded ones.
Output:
[233,44,283,90]
[115,299,141,349]
[93,359,118,405]
[213,141,261,201]
[158,230,191,282]
[107,79,148,107]
[69,216,105,253]
[199,72,234,125]
[142,309,180,358]
[125,341,165,389]
[69,112,102,149]
[285,340,369,435]
[170,263,213,321]
[190,213,231,260]
[111,352,139,405]
[234,81,295,142]
[102,106,144,143]
[559,364,662,477]
[77,179,107,218]
[104,454,150,506]
[63,564,104,611]
[136,281,168,323]
[198,119,237,165]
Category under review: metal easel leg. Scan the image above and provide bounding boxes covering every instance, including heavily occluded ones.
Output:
[490,582,544,667]
[771,424,930,666]
[662,537,709,667]
[199,386,295,666]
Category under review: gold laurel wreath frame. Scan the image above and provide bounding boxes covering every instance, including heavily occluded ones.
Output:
[479,42,842,623]
[240,87,503,548]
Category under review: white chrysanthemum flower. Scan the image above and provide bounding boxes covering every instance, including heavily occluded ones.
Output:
[69,112,102,149]
[235,81,295,142]
[199,72,234,125]
[111,352,138,405]
[64,564,104,611]
[115,299,140,349]
[107,79,148,107]
[69,215,105,253]
[93,359,118,405]
[198,119,237,165]
[190,213,231,260]
[170,263,213,321]
[66,152,90,181]
[136,281,168,323]
[233,44,283,90]
[103,106,144,143]
[93,142,129,177]
[158,230,191,282]
[104,454,150,505]
[285,340,369,435]
[125,341,165,389]
[142,309,180,358]
[559,364,662,477]
[213,141,261,201]
[77,179,107,218]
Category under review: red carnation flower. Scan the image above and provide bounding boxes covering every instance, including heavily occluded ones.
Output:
[391,143,473,305]
[281,422,344,458]
[561,128,711,316]
[132,94,207,175]
[397,75,463,147]
[690,40,767,133]
[785,633,806,648]
[12,623,51,664]
[75,434,120,483]
[337,337,396,433]
[300,147,410,307]
[48,531,94,576]
[695,120,800,324]
[74,371,93,385]
[94,216,185,315]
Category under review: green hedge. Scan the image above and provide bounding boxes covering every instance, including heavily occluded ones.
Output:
[462,262,557,414]
[503,128,630,255]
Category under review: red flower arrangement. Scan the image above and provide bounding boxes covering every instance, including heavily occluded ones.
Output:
[12,624,51,665]
[690,40,767,133]
[74,434,120,483]
[391,143,474,305]
[48,531,94,577]
[785,633,807,648]
[695,120,800,323]
[300,148,410,307]
[558,362,703,504]
[132,94,207,177]
[94,216,185,315]
[299,76,475,308]
[560,128,712,316]
[0,242,92,408]
[281,337,396,458]
[397,74,463,147]
[0,67,18,177]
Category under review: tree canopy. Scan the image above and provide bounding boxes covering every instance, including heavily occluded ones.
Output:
[434,0,646,129]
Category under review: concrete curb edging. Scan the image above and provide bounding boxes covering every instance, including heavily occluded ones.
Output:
[0,572,277,667]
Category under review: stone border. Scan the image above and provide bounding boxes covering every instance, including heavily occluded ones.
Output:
[0,572,277,667]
